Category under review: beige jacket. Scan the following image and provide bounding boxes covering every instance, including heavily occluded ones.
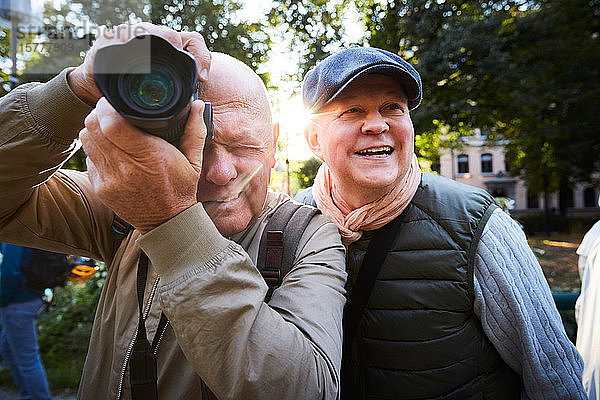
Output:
[0,70,347,400]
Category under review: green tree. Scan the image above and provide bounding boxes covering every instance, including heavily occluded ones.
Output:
[363,0,519,138]
[0,29,9,96]
[36,265,107,391]
[3,0,276,169]
[500,0,600,216]
[268,0,351,81]
[147,0,270,75]
[293,156,322,190]
[2,0,273,93]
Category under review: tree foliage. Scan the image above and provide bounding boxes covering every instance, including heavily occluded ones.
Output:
[2,0,274,169]
[36,267,106,391]
[267,0,351,80]
[293,156,322,189]
[2,0,272,94]
[147,0,270,75]
[364,0,521,143]
[500,0,600,194]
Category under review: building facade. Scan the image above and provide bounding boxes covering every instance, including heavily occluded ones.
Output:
[438,131,599,216]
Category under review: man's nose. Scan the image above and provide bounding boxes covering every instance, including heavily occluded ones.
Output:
[204,148,238,185]
[361,112,389,135]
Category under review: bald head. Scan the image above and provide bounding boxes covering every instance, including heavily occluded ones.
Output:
[197,52,272,128]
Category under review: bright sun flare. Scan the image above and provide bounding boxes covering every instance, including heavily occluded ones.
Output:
[273,94,313,161]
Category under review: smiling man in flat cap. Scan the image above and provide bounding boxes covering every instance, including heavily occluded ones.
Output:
[296,46,587,400]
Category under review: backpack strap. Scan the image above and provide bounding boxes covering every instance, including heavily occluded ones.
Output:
[340,214,405,399]
[112,214,133,251]
[257,201,321,302]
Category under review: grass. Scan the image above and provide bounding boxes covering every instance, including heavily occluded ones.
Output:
[527,232,584,343]
[527,232,584,292]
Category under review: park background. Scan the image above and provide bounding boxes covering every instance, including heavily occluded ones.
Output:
[1,0,599,396]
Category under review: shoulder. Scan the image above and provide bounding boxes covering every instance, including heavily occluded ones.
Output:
[577,220,600,256]
[417,172,495,205]
[410,173,497,224]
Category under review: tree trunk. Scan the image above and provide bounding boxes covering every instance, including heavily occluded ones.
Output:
[543,174,551,236]
[558,176,569,218]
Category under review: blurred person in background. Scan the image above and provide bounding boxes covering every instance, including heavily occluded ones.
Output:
[576,195,600,399]
[0,243,52,400]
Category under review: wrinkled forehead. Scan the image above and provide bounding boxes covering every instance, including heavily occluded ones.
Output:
[196,54,273,143]
[332,73,408,103]
[211,100,272,145]
[310,74,408,122]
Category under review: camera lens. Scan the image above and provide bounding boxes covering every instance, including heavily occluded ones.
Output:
[129,70,175,109]
[117,61,181,115]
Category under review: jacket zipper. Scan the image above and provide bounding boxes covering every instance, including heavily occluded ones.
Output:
[153,320,170,356]
[116,276,160,400]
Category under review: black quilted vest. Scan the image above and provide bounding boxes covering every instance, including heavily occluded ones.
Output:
[342,173,521,399]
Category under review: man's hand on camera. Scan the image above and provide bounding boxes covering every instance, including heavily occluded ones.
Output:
[68,22,211,106]
[79,98,207,233]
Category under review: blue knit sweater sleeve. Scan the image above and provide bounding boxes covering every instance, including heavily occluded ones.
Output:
[474,209,587,400]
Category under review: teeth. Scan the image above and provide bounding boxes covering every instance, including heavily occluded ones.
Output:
[213,192,242,203]
[356,146,393,156]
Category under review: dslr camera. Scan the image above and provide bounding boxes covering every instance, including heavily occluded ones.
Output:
[92,34,213,146]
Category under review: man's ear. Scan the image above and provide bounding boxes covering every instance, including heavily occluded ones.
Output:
[304,122,324,161]
[270,122,280,169]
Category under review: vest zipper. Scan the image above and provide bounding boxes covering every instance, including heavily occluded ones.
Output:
[116,276,160,400]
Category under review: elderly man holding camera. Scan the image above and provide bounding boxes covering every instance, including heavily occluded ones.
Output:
[0,23,346,399]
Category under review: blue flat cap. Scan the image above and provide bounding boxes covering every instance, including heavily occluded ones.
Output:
[302,47,422,113]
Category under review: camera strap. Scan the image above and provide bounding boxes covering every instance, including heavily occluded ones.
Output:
[130,251,166,400]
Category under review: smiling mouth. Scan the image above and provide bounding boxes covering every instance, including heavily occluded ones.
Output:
[206,191,243,204]
[355,146,394,158]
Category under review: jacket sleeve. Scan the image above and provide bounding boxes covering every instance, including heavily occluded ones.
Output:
[138,203,347,400]
[0,70,115,262]
[473,209,587,400]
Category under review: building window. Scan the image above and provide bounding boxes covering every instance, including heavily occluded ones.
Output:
[584,187,596,207]
[504,153,511,173]
[431,158,440,174]
[566,188,574,208]
[457,155,469,174]
[527,191,539,209]
[481,153,493,174]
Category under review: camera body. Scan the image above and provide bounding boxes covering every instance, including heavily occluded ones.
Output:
[93,34,212,146]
